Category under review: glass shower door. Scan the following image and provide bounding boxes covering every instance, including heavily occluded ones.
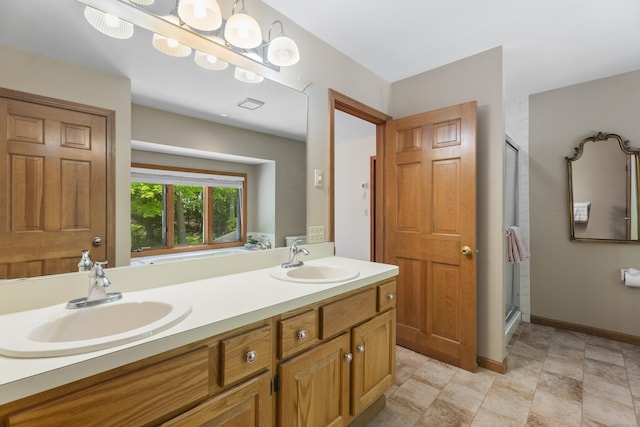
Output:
[505,139,520,324]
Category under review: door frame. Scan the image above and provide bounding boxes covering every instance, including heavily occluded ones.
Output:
[328,89,391,261]
[0,87,116,268]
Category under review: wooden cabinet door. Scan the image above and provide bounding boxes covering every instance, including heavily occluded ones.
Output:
[278,333,350,427]
[161,372,272,427]
[351,309,396,415]
[0,90,113,279]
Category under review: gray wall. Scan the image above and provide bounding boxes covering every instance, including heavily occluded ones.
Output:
[0,44,132,267]
[131,104,306,247]
[390,47,506,364]
[530,70,640,335]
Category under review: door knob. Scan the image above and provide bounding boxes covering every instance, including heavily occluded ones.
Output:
[460,246,472,256]
[92,237,103,247]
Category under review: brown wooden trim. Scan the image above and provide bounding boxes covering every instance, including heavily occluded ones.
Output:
[477,356,507,374]
[369,156,376,261]
[531,315,640,346]
[328,89,391,259]
[0,86,116,269]
[131,162,247,178]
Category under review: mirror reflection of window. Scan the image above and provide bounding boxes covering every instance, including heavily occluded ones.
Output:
[130,165,246,255]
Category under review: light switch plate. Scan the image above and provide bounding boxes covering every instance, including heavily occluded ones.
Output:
[308,225,325,243]
[314,169,323,188]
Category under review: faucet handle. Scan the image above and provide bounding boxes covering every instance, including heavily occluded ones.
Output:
[91,260,108,275]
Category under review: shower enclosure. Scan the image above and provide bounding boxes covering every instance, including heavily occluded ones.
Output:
[505,138,520,327]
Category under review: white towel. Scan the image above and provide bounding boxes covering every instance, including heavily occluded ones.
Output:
[506,226,530,264]
[573,202,590,223]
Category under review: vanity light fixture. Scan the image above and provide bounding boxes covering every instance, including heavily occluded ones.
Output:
[234,67,264,83]
[194,50,229,70]
[83,5,134,39]
[237,98,264,110]
[76,0,303,90]
[224,0,262,49]
[267,20,300,66]
[178,0,222,32]
[152,15,193,57]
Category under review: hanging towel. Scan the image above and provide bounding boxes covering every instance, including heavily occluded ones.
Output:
[573,202,591,223]
[506,226,530,264]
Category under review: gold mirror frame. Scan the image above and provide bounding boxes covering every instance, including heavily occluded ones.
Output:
[566,131,640,242]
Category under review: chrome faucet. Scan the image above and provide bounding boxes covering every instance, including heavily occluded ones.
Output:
[66,260,122,309]
[256,234,272,250]
[282,239,309,268]
[87,261,111,301]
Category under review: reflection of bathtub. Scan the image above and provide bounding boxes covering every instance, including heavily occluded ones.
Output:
[130,248,253,266]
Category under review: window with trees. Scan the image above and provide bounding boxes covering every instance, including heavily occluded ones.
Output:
[130,164,246,256]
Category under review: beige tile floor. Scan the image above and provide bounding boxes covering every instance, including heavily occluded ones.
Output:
[368,322,640,426]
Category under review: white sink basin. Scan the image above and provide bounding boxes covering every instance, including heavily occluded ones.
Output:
[269,264,359,284]
[0,294,192,358]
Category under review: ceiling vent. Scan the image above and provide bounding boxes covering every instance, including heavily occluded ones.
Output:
[237,98,265,110]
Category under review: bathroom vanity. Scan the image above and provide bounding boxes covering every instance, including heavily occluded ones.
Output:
[0,249,398,426]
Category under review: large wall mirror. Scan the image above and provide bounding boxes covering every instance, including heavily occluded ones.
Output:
[0,0,308,278]
[567,132,640,242]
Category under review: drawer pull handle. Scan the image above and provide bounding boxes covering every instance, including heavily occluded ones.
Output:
[387,293,395,300]
[357,345,365,353]
[344,353,353,363]
[246,350,257,364]
[297,329,308,341]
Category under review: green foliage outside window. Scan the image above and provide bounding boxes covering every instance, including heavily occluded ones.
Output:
[130,182,164,249]
[131,181,242,250]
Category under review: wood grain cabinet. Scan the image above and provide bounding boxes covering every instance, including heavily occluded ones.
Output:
[161,372,272,427]
[277,279,397,426]
[0,278,396,427]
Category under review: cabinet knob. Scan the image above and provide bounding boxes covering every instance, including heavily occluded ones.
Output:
[297,329,307,341]
[246,350,257,364]
[344,353,353,363]
[387,293,395,300]
[357,345,365,353]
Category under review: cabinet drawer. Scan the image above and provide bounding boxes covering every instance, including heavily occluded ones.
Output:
[7,347,209,427]
[320,288,376,339]
[377,280,397,312]
[279,309,318,359]
[220,325,271,386]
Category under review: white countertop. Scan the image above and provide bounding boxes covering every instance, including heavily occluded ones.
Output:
[0,256,398,405]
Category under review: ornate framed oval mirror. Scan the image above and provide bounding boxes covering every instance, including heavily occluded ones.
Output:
[566,132,640,242]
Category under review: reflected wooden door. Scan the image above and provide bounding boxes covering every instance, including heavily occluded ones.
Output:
[383,101,477,371]
[0,91,113,279]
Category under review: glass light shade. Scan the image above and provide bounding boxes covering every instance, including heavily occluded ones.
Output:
[83,6,134,39]
[267,35,300,66]
[178,0,222,31]
[224,11,262,49]
[194,50,229,70]
[234,67,264,83]
[152,15,193,57]
[129,0,155,5]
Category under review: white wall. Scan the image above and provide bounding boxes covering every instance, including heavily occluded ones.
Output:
[334,111,376,260]
[390,47,506,364]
